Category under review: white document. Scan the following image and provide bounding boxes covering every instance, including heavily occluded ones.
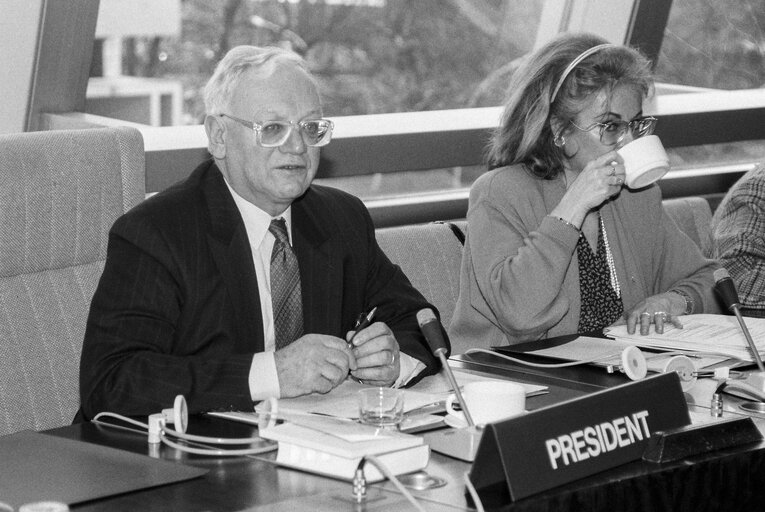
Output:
[416,365,548,397]
[275,379,440,419]
[604,314,765,362]
[515,336,635,366]
[507,335,728,371]
[270,370,547,420]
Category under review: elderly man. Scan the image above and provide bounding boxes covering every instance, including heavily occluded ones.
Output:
[79,46,445,419]
[710,164,765,318]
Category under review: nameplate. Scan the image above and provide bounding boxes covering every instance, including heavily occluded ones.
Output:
[469,372,689,502]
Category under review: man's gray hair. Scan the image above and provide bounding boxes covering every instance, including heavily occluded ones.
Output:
[203,45,311,115]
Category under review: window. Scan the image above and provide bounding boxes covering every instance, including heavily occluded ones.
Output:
[653,0,765,172]
[90,0,546,124]
[85,0,765,206]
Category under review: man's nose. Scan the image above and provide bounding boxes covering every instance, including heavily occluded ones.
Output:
[280,125,307,153]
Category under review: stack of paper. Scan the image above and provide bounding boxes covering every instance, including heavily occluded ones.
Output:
[272,378,442,419]
[259,420,428,482]
[604,314,765,362]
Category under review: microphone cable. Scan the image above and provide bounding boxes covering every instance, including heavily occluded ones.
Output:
[463,346,648,380]
[464,347,627,368]
[92,411,277,456]
[92,396,277,457]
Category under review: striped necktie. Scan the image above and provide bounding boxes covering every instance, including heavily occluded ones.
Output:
[269,218,303,349]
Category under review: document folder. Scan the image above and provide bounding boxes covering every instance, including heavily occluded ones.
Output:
[0,430,208,509]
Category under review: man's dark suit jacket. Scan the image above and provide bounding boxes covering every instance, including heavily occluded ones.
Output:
[79,160,444,419]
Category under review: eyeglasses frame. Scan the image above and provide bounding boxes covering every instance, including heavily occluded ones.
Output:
[218,113,334,148]
[569,116,658,146]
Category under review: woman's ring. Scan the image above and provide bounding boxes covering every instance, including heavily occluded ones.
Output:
[616,177,623,186]
[640,311,651,318]
[654,311,667,320]
[609,166,616,176]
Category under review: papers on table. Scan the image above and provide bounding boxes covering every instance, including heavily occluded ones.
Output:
[417,366,548,397]
[604,314,765,363]
[274,378,438,419]
[211,369,548,428]
[259,419,429,482]
[510,334,729,371]
[272,370,547,420]
[511,336,637,367]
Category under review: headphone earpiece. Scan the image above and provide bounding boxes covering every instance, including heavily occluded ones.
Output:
[620,346,647,381]
[161,395,189,434]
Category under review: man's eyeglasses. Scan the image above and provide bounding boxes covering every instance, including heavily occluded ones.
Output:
[219,113,334,148]
[570,116,657,146]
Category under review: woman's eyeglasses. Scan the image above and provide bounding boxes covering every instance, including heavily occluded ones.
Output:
[570,116,657,146]
[219,113,334,148]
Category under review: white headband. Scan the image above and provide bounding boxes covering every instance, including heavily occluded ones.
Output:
[550,43,616,102]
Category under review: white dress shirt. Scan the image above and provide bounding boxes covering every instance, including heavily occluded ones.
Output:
[224,181,423,401]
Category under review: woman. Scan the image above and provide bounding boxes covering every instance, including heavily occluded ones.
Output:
[449,33,720,349]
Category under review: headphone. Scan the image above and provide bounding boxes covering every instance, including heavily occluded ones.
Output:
[94,396,278,457]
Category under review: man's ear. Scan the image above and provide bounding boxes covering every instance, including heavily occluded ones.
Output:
[204,115,226,159]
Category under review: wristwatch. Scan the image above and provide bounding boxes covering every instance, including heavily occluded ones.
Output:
[670,289,695,315]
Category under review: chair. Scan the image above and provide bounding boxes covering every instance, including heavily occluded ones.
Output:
[376,222,465,329]
[0,127,145,436]
[661,196,713,255]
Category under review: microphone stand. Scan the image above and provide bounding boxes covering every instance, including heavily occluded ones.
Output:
[434,348,475,427]
[732,306,765,373]
[416,309,482,461]
[713,270,765,401]
[724,305,765,406]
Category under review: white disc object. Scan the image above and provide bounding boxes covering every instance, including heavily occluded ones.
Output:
[662,355,697,391]
[621,346,647,380]
[174,395,188,433]
[257,397,278,430]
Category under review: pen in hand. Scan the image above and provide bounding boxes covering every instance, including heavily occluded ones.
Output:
[348,306,378,349]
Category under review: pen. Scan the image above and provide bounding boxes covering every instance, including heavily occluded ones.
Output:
[348,306,378,349]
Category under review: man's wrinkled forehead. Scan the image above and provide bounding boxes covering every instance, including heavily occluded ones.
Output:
[230,62,320,111]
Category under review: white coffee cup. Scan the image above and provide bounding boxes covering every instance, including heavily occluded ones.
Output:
[617,134,670,189]
[445,380,526,426]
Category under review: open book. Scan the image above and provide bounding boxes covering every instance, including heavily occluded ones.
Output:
[259,420,428,482]
[604,314,765,362]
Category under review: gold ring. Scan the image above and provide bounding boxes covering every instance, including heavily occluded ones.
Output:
[640,311,651,317]
[616,177,623,185]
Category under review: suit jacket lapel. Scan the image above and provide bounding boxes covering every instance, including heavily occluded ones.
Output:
[292,190,342,336]
[202,164,265,353]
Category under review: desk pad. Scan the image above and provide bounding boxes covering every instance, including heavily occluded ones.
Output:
[0,430,208,509]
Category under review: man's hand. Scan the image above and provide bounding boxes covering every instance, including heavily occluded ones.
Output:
[347,322,400,386]
[274,334,356,397]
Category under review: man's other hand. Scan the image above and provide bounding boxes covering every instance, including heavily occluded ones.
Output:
[347,322,400,387]
[275,335,356,397]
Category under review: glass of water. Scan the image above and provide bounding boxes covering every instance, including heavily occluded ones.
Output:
[358,387,404,429]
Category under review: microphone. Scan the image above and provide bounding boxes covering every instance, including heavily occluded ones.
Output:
[416,308,475,427]
[416,308,449,357]
[714,268,765,372]
[714,268,742,312]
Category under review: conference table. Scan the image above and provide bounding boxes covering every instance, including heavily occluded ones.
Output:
[42,352,765,511]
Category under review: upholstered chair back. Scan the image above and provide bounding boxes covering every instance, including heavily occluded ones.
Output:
[0,127,145,436]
